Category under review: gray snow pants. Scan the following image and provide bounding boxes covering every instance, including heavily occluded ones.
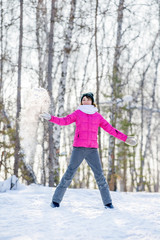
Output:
[52,147,112,205]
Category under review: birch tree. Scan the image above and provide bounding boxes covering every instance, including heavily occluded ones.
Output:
[52,0,77,186]
[36,0,49,185]
[36,0,48,88]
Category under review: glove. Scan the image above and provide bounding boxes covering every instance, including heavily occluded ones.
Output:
[125,136,137,146]
[39,112,51,121]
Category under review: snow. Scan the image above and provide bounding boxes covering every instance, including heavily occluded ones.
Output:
[0,184,160,240]
[20,88,50,164]
[0,175,18,192]
[122,95,133,103]
[116,95,133,107]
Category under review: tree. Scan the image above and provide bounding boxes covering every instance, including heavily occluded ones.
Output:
[36,0,49,186]
[107,0,125,191]
[47,0,57,187]
[0,0,3,104]
[13,0,36,184]
[14,0,23,176]
[52,0,77,186]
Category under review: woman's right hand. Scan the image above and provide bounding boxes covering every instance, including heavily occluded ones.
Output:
[39,112,51,121]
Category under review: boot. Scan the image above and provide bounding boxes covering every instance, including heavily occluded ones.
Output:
[50,201,60,208]
[105,203,114,209]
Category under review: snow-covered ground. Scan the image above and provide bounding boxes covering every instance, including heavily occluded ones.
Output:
[0,184,160,240]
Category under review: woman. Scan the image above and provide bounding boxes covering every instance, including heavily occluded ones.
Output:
[40,92,137,209]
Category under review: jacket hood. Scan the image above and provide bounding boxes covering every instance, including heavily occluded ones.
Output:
[77,105,98,114]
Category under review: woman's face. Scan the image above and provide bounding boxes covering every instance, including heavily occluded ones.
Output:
[82,96,92,105]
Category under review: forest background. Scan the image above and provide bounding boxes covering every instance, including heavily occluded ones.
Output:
[0,0,160,193]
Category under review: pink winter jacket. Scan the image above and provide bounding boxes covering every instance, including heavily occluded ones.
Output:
[49,110,127,148]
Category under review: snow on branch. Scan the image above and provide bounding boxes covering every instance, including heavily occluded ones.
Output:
[100,95,160,113]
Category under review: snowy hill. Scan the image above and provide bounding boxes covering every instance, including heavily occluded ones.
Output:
[0,184,160,240]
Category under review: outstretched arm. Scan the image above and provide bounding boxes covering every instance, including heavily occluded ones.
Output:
[99,115,137,146]
[99,116,127,142]
[40,111,77,126]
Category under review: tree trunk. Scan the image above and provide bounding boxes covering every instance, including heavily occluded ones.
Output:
[52,0,77,186]
[14,0,23,176]
[140,56,159,191]
[47,0,57,187]
[94,0,103,163]
[0,0,3,103]
[108,0,125,191]
[36,0,48,185]
[156,136,160,192]
[80,36,93,95]
[36,0,48,88]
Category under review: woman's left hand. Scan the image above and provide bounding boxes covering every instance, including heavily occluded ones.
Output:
[125,136,137,146]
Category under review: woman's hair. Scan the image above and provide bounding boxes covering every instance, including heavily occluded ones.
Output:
[81,95,97,107]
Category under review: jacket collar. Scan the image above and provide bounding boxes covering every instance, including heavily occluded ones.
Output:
[77,105,98,114]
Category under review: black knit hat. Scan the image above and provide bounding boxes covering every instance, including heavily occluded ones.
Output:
[81,92,94,104]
